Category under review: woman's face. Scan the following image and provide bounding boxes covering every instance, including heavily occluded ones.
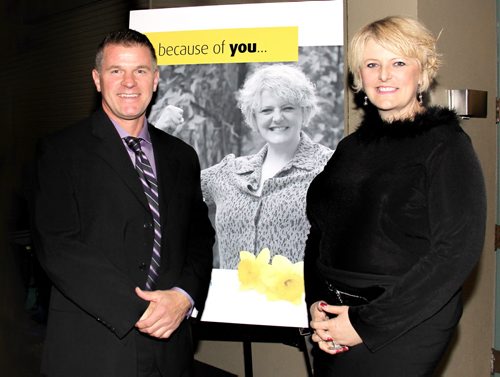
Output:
[360,39,422,121]
[254,89,303,147]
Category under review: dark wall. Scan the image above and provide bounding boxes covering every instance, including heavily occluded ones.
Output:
[2,1,140,374]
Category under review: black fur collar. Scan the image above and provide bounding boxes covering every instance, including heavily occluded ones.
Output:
[355,106,460,140]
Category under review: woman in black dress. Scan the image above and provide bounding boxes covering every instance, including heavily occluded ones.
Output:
[304,16,486,376]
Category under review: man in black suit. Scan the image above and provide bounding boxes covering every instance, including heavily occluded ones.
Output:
[32,29,215,377]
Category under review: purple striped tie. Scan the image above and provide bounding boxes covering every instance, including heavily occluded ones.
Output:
[124,137,161,290]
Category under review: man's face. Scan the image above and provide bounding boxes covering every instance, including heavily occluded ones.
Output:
[92,44,159,125]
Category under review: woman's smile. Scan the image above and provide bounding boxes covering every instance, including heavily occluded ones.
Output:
[255,89,303,147]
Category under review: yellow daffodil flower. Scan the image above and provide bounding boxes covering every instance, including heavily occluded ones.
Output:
[237,248,270,291]
[261,255,304,305]
[237,248,304,305]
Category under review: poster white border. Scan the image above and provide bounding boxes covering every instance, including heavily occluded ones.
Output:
[130,0,343,47]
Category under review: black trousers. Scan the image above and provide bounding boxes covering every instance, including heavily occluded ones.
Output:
[136,331,162,377]
[313,293,462,377]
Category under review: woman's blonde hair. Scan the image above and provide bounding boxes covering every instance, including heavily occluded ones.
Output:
[348,16,441,93]
[237,64,318,131]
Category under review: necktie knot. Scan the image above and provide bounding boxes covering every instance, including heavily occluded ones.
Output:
[124,136,143,155]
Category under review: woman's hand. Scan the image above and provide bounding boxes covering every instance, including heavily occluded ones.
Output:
[310,301,363,355]
[155,105,184,132]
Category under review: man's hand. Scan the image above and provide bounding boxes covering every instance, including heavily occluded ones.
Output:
[135,287,191,339]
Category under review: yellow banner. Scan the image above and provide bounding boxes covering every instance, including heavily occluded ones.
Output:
[146,27,298,66]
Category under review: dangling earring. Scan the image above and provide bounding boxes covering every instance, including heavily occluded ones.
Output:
[418,92,423,105]
[363,96,368,106]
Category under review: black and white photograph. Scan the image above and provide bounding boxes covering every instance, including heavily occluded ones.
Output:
[148,46,344,270]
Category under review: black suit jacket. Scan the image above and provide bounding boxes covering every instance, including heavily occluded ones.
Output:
[33,109,214,377]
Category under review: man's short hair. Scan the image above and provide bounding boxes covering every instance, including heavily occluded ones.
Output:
[94,29,157,71]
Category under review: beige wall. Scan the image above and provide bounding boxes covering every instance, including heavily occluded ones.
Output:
[194,0,498,376]
[420,1,497,375]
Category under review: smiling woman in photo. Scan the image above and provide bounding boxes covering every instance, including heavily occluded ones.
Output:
[201,64,333,269]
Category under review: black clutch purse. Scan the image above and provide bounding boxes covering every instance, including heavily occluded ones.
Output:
[324,279,384,307]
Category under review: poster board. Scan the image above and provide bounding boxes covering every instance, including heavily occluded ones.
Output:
[130,1,344,328]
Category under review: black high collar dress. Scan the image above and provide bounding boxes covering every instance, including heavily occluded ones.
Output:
[304,106,486,376]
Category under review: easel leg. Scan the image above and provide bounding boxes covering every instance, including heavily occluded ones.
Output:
[302,335,314,377]
[243,340,253,377]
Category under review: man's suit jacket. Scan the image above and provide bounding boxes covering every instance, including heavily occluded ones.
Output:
[33,109,215,377]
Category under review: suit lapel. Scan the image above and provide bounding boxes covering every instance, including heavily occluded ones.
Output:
[89,110,150,212]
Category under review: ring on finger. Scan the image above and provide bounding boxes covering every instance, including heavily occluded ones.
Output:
[327,340,344,351]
